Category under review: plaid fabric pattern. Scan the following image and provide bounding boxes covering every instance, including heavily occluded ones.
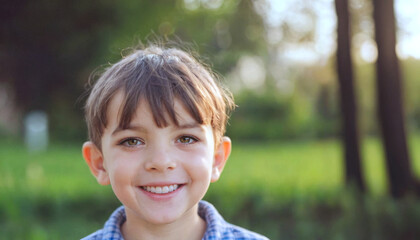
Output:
[199,201,269,240]
[81,201,269,240]
[81,206,125,240]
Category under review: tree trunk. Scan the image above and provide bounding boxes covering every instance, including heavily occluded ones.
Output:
[373,0,415,198]
[335,0,365,191]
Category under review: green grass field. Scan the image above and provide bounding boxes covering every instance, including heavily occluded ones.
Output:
[1,136,420,239]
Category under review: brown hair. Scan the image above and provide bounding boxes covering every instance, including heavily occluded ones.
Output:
[84,45,235,149]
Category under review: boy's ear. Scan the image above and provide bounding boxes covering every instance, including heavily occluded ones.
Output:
[211,136,232,183]
[82,141,110,185]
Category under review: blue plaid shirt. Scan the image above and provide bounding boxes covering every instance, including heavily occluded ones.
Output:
[81,200,268,240]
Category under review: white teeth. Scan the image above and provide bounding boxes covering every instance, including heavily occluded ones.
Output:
[142,184,179,194]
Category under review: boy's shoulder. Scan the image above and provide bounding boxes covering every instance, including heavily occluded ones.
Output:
[81,202,269,240]
[199,200,269,240]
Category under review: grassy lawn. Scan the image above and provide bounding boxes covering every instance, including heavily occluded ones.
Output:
[1,136,420,239]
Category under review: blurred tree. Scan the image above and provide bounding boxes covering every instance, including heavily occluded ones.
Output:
[334,0,365,191]
[372,0,419,198]
[0,0,115,112]
[0,0,117,140]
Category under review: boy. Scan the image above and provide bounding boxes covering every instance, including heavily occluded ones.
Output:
[81,45,268,240]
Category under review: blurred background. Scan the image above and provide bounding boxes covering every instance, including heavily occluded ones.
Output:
[1,0,420,239]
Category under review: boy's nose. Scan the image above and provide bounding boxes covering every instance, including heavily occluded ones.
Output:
[144,147,176,172]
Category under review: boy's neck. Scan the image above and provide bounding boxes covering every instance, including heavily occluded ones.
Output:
[121,204,206,240]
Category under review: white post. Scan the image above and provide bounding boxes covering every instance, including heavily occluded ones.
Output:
[24,111,49,152]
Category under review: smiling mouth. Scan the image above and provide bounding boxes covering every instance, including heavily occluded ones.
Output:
[141,184,180,194]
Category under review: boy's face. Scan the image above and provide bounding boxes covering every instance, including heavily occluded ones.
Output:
[82,91,231,226]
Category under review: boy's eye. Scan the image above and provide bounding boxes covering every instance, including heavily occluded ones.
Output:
[177,136,197,144]
[120,138,143,147]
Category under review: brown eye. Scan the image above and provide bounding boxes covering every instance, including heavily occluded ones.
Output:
[178,136,197,144]
[121,138,143,147]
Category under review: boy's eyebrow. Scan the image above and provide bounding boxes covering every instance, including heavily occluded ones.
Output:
[111,124,147,136]
[176,122,203,130]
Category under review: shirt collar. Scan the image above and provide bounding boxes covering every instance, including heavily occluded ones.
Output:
[198,200,228,239]
[100,200,224,240]
[102,205,125,239]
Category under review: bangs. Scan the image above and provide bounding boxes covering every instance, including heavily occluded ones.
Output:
[116,54,208,130]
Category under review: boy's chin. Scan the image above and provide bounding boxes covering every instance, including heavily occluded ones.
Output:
[136,209,184,225]
[125,202,200,226]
